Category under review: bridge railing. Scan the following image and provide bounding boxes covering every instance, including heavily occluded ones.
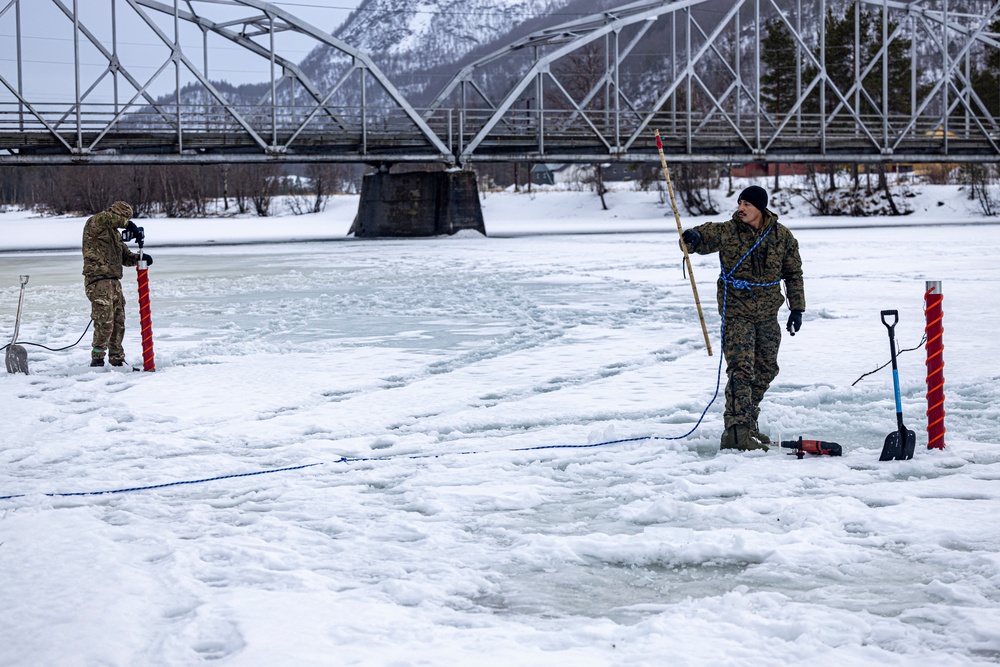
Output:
[0,102,455,157]
[424,108,1000,162]
[4,101,997,163]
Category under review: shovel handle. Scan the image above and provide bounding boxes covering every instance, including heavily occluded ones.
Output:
[880,309,898,331]
[12,274,29,344]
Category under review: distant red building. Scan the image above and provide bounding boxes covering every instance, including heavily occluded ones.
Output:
[728,163,815,178]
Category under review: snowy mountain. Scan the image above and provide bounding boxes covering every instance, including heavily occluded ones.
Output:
[301,0,626,104]
[334,0,571,61]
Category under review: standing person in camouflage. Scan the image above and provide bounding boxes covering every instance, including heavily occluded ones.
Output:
[680,185,805,451]
[81,201,152,367]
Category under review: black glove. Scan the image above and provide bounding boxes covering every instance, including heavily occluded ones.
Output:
[122,221,144,245]
[786,310,803,335]
[681,228,701,252]
[140,253,153,266]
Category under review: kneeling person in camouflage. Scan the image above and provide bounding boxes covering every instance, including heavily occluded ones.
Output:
[82,201,152,367]
[680,186,805,451]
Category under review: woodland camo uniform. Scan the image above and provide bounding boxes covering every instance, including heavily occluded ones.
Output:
[82,201,140,367]
[682,186,805,451]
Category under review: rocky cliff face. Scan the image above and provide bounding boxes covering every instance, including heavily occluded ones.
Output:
[301,0,622,104]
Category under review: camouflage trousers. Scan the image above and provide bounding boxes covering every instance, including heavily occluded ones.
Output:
[85,278,127,363]
[722,316,781,428]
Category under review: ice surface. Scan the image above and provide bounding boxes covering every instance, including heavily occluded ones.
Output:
[1,185,998,665]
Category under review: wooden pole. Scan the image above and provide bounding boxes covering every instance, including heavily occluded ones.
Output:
[655,130,712,356]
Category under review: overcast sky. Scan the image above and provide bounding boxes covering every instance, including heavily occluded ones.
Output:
[1,1,366,103]
[252,0,366,38]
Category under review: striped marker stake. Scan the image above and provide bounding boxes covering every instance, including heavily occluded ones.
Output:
[136,245,156,372]
[924,281,945,449]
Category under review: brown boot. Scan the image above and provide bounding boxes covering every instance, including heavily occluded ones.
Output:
[720,425,739,450]
[752,421,771,445]
[735,424,768,451]
[750,409,770,445]
[721,424,768,452]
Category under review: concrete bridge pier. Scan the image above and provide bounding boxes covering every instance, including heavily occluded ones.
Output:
[350,170,486,238]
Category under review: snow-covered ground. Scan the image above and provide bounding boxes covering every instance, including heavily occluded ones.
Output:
[1,182,999,666]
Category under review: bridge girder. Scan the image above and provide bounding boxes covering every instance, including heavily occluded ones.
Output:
[0,0,452,164]
[1,0,1000,166]
[430,0,1000,165]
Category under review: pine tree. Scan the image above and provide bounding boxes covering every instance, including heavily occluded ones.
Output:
[760,18,799,119]
[860,9,912,116]
[801,6,858,119]
[824,5,857,98]
[969,15,1000,120]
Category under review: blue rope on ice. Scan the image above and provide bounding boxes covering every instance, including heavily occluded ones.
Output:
[0,463,326,500]
[1,229,787,502]
[1,427,716,502]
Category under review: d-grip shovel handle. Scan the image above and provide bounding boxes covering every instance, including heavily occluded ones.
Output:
[11,274,29,344]
[877,309,914,461]
[880,309,898,331]
[880,308,908,432]
[880,308,901,380]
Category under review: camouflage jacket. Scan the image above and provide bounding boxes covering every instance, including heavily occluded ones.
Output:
[82,210,139,281]
[689,210,805,321]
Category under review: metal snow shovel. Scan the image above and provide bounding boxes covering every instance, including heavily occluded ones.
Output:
[879,310,915,461]
[5,275,30,374]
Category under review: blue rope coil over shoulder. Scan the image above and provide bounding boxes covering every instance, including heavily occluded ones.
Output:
[719,225,781,294]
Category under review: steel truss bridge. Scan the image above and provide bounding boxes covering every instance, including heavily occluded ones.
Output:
[1,0,999,166]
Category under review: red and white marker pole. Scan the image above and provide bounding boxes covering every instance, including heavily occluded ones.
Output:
[136,245,156,372]
[924,281,945,449]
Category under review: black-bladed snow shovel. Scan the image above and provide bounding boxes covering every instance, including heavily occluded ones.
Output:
[5,275,29,375]
[879,310,915,461]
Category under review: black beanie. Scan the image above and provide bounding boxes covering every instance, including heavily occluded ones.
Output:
[738,185,768,213]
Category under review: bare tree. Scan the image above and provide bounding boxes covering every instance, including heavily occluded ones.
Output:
[305,163,352,213]
[229,164,255,215]
[875,164,901,216]
[669,163,719,216]
[960,163,999,216]
[241,164,280,216]
[800,164,835,215]
[579,164,609,210]
[549,43,611,207]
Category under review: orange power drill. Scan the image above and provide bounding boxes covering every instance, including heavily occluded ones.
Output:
[781,437,843,458]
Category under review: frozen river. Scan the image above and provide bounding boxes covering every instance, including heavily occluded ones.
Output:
[2,217,1000,665]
